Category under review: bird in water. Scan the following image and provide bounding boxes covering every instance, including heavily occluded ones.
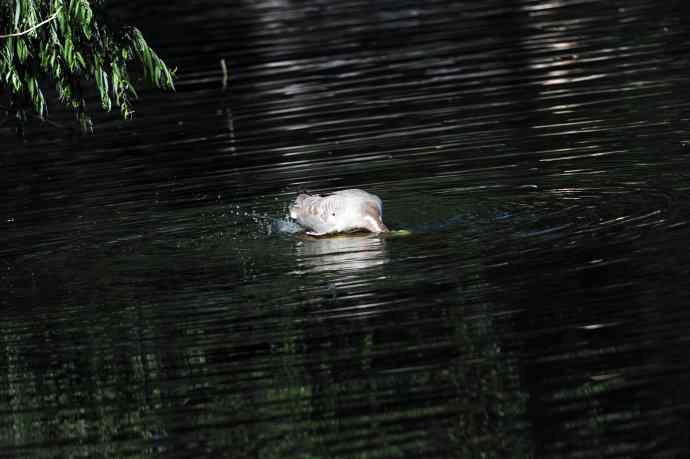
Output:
[289,189,389,236]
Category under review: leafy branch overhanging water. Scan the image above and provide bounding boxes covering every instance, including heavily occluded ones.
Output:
[0,0,174,132]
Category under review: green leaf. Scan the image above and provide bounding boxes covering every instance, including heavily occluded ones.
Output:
[64,37,75,71]
[99,69,111,111]
[35,88,46,118]
[16,39,28,64]
[11,72,22,91]
[14,0,21,28]
[27,78,36,99]
[1,1,175,132]
[57,7,66,32]
[75,51,85,69]
[69,0,78,18]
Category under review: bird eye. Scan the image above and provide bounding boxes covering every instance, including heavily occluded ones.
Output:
[332,213,336,216]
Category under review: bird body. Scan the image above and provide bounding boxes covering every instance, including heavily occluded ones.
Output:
[289,189,389,236]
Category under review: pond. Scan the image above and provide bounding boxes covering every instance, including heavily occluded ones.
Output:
[2,0,690,457]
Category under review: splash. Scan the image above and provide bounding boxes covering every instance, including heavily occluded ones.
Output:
[271,217,304,235]
[225,205,303,236]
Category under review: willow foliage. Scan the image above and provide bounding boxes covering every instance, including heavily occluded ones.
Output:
[0,0,175,131]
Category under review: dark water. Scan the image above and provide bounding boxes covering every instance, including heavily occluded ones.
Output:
[3,0,690,457]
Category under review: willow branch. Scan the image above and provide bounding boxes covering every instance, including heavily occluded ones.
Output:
[0,7,61,39]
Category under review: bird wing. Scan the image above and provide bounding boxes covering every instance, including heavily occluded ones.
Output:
[293,195,336,233]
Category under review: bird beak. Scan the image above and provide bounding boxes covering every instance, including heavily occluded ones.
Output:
[364,214,389,233]
[362,203,388,233]
[375,220,389,233]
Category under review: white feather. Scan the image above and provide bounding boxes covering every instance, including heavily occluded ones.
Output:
[289,189,388,235]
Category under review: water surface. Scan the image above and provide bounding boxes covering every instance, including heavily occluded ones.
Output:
[3,0,690,457]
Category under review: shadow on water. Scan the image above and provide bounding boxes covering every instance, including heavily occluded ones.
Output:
[3,0,690,457]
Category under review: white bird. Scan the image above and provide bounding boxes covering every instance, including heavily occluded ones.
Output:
[289,189,389,236]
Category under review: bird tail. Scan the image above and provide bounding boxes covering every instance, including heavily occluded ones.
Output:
[289,194,310,219]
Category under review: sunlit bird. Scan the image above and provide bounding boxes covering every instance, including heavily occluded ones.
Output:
[289,189,389,236]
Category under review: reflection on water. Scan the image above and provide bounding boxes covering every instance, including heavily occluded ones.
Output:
[3,0,690,457]
[294,234,387,274]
